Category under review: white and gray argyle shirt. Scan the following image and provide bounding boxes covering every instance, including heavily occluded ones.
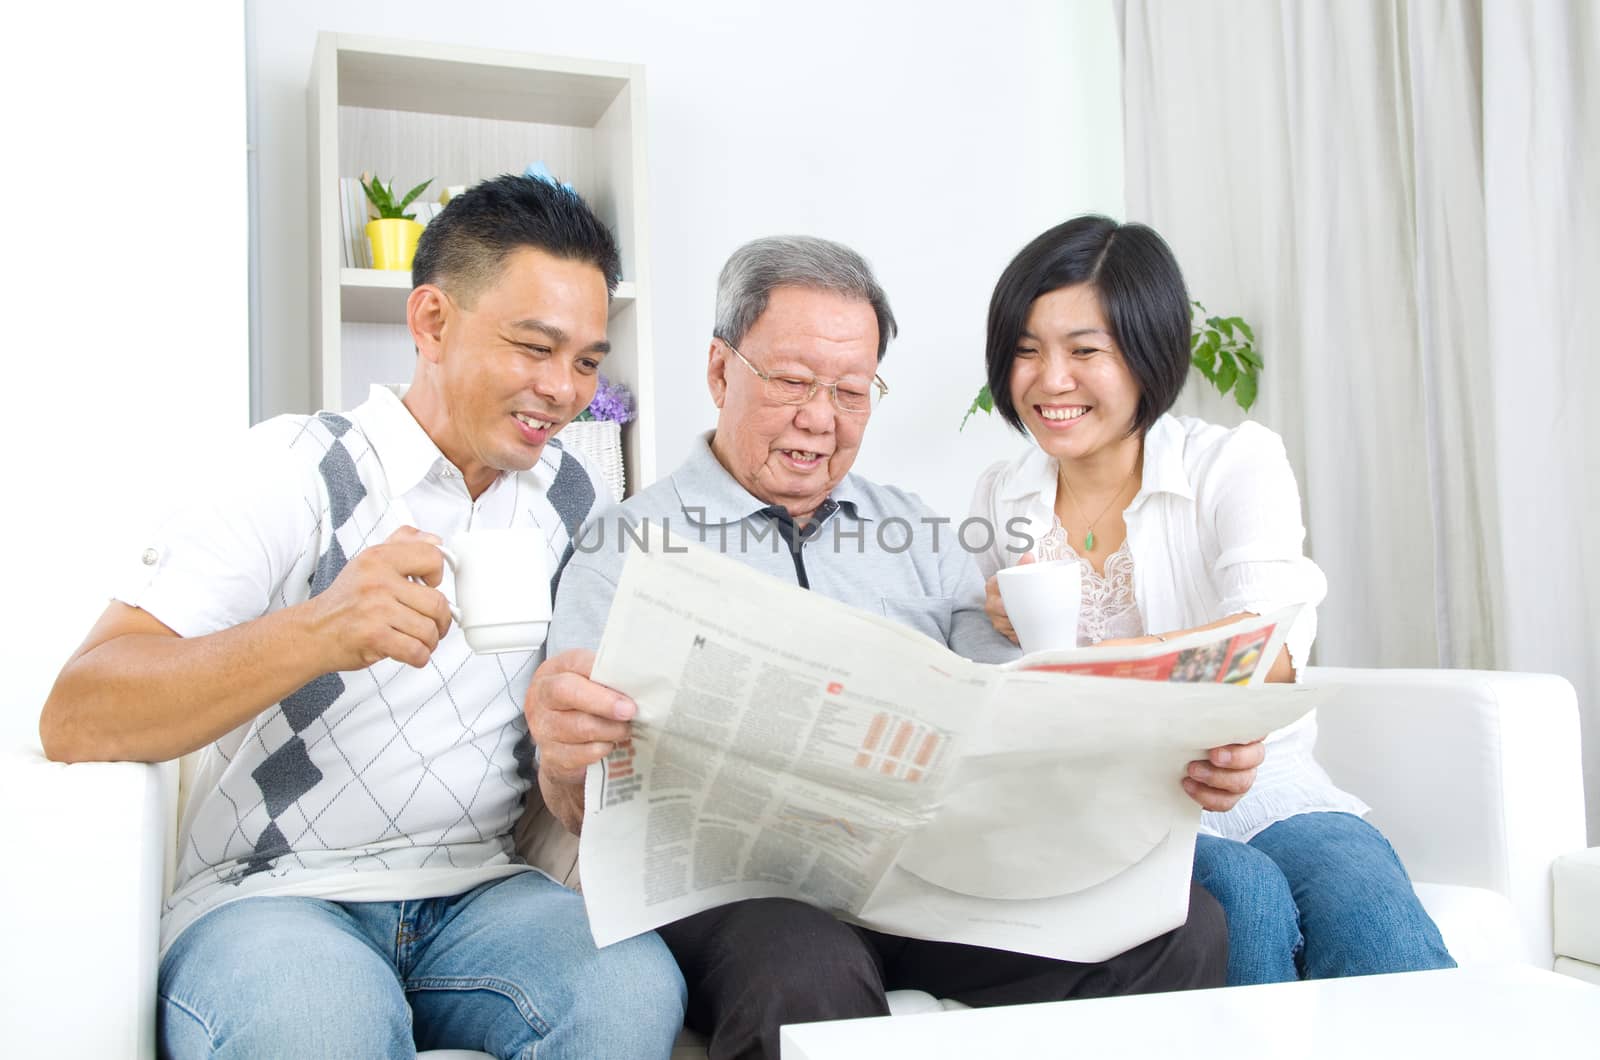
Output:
[118,385,604,955]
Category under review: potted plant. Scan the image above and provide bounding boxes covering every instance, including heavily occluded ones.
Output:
[560,375,636,501]
[960,301,1263,429]
[360,172,433,271]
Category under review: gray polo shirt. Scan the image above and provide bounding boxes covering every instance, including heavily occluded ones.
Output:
[548,433,1019,665]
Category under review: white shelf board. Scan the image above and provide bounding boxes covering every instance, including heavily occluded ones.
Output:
[339,268,410,323]
[339,269,636,323]
[334,35,630,125]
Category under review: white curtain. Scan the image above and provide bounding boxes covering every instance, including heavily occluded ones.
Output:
[1118,0,1600,840]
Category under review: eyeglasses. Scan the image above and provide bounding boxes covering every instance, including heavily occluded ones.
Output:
[722,340,888,414]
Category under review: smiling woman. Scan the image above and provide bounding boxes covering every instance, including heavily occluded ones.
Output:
[968,214,1456,988]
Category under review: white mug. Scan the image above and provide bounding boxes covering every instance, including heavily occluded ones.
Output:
[438,528,551,654]
[996,558,1084,654]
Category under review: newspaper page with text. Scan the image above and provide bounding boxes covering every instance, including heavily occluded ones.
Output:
[579,545,1326,961]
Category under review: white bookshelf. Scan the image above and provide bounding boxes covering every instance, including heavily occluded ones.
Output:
[309,32,655,489]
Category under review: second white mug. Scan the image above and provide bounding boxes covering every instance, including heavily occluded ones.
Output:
[996,558,1084,655]
[439,528,551,654]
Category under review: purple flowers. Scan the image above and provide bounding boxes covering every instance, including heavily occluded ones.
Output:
[576,375,636,424]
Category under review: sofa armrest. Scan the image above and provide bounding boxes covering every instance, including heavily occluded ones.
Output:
[1553,847,1600,969]
[1303,667,1587,966]
[1,745,175,1059]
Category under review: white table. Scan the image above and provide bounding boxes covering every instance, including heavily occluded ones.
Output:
[779,965,1600,1059]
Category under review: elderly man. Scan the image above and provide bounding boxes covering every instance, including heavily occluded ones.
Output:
[529,236,1257,1059]
[38,175,685,1059]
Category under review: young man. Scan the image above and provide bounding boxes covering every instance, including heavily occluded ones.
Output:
[39,175,684,1059]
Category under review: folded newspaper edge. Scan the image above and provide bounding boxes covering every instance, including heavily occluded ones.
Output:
[578,543,1327,962]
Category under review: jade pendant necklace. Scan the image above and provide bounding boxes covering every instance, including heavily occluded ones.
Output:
[1058,462,1140,552]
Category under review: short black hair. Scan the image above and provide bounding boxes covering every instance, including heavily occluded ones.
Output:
[985,215,1190,437]
[411,173,622,304]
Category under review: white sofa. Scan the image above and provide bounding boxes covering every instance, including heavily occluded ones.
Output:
[2,666,1587,1058]
[1554,846,1600,983]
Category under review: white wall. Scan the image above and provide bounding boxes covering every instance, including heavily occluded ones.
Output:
[248,0,1125,520]
[0,2,249,751]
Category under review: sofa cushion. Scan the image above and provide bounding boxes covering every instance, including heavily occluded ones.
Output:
[1554,956,1600,986]
[1413,882,1524,967]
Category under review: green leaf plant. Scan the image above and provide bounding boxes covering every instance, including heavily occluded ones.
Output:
[360,173,434,221]
[1188,300,1261,412]
[959,300,1262,430]
[959,383,996,431]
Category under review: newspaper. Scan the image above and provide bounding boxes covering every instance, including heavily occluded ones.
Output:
[578,544,1327,962]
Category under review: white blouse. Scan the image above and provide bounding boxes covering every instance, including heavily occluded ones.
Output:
[969,413,1369,841]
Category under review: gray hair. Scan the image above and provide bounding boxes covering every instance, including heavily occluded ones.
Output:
[713,236,899,361]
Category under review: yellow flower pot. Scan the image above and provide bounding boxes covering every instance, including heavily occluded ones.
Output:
[366,218,425,271]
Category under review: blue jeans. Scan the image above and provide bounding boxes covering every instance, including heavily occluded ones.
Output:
[157,871,685,1059]
[1193,811,1456,986]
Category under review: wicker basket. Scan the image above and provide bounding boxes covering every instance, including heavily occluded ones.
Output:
[558,419,625,502]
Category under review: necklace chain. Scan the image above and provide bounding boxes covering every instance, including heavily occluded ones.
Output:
[1059,462,1140,552]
